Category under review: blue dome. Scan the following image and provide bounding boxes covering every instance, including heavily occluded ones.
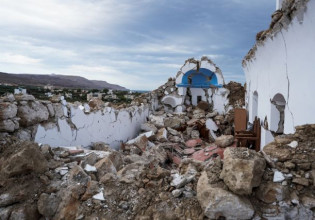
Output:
[177,68,222,88]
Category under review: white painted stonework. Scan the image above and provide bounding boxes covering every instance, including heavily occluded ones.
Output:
[162,57,230,114]
[35,104,150,149]
[243,0,315,149]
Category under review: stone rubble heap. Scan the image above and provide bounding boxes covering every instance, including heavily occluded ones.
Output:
[0,101,314,219]
[0,76,314,219]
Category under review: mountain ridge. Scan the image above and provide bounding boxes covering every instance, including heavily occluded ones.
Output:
[0,72,128,90]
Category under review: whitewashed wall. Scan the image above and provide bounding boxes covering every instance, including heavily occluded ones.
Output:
[244,0,315,148]
[35,105,150,149]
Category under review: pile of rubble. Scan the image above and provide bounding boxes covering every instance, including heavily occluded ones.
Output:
[0,71,314,219]
[1,99,314,219]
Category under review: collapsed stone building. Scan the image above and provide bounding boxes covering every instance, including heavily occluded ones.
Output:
[161,57,229,114]
[0,0,314,219]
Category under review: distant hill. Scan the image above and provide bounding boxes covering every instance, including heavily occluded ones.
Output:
[0,72,128,90]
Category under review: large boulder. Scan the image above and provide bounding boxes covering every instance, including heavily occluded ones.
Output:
[0,102,17,119]
[215,135,234,147]
[220,147,266,195]
[0,142,48,177]
[197,171,255,220]
[17,101,49,126]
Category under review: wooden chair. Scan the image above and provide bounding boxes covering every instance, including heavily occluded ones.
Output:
[235,117,261,152]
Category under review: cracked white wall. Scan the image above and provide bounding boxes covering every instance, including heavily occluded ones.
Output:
[35,105,149,149]
[244,0,315,148]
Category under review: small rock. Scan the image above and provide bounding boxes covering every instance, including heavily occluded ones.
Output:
[287,141,298,148]
[141,123,158,133]
[284,161,295,169]
[185,139,202,148]
[191,130,200,139]
[93,191,105,201]
[171,173,187,189]
[273,170,285,182]
[292,177,309,186]
[256,182,289,203]
[172,189,183,198]
[215,135,234,147]
[84,164,97,172]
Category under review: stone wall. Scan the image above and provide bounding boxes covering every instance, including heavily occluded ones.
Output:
[0,94,150,149]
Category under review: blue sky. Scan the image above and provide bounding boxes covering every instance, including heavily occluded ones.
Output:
[0,0,275,90]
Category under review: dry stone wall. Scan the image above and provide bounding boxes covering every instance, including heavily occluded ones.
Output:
[0,94,150,149]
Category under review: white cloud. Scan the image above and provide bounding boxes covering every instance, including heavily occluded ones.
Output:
[0,0,144,35]
[0,53,41,65]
